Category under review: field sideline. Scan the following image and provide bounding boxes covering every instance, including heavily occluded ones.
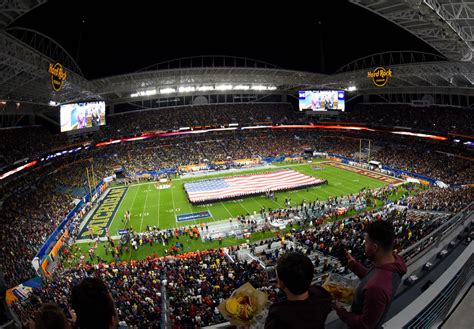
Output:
[77,161,386,240]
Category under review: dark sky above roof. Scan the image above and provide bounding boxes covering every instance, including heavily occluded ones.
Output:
[12,0,439,79]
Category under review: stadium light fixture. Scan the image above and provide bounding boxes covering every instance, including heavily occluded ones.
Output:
[346,86,357,92]
[215,84,233,91]
[160,88,176,94]
[197,86,214,91]
[251,85,268,90]
[233,85,250,90]
[48,100,59,106]
[178,86,196,93]
[131,89,157,97]
[267,86,277,90]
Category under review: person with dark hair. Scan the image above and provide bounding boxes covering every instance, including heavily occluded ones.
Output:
[91,107,101,127]
[70,277,118,329]
[32,303,71,329]
[265,252,331,329]
[333,220,407,329]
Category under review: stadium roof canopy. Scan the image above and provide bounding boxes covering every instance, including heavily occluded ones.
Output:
[0,28,99,106]
[317,51,474,96]
[350,0,474,62]
[92,56,327,105]
[2,0,474,111]
[0,0,96,106]
[0,0,46,29]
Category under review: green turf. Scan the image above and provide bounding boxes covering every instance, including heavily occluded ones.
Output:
[98,161,385,236]
[72,227,289,265]
[70,184,419,266]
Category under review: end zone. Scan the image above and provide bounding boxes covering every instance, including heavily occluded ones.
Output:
[322,162,404,185]
[77,186,128,240]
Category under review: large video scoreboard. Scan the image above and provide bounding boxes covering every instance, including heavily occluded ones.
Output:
[298,90,345,111]
[60,101,106,132]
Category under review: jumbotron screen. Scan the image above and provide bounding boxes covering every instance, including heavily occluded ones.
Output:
[298,90,345,111]
[60,101,106,132]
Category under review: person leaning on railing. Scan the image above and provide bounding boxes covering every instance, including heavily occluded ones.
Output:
[333,221,407,329]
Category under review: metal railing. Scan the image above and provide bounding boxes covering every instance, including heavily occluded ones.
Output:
[161,282,170,328]
[400,202,473,266]
[383,240,473,329]
[403,253,473,329]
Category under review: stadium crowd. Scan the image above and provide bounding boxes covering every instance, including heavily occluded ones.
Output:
[294,207,449,268]
[398,186,474,212]
[1,102,473,171]
[340,103,474,135]
[1,128,473,289]
[12,258,164,328]
[102,103,298,138]
[11,248,279,328]
[165,250,273,327]
[10,195,463,328]
[0,103,298,168]
[0,105,472,329]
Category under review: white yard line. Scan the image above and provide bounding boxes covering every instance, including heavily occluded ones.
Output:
[220,201,234,218]
[307,186,332,201]
[263,194,285,208]
[129,185,141,208]
[156,186,161,229]
[170,186,178,227]
[110,186,138,235]
[253,198,269,211]
[238,201,253,215]
[183,190,199,226]
[139,187,151,232]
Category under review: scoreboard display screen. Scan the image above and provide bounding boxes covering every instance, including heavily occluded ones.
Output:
[60,101,106,132]
[298,90,345,111]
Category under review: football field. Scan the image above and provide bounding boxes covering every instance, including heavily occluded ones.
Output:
[77,161,387,239]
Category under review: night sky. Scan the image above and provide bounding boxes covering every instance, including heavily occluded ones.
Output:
[12,0,439,79]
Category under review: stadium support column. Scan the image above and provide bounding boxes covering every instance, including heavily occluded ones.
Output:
[86,167,92,197]
[367,140,371,164]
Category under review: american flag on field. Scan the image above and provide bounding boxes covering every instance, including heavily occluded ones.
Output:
[184,169,326,203]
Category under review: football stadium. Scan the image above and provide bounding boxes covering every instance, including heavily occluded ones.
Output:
[0,1,473,328]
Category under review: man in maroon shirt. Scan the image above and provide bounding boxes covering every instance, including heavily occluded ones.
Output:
[333,220,407,329]
[265,252,332,329]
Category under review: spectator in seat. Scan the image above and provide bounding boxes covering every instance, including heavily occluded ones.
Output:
[265,252,332,329]
[31,303,71,329]
[71,277,118,329]
[333,221,407,329]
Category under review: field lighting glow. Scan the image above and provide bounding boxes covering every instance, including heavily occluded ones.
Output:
[129,84,277,97]
[160,88,176,94]
[215,84,233,91]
